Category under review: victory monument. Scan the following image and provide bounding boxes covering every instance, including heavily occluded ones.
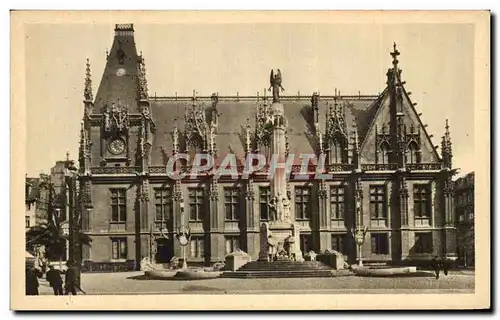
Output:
[258,69,304,262]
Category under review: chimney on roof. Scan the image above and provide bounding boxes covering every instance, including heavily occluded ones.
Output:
[114,24,134,36]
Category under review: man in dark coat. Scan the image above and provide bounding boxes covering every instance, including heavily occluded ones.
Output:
[431,256,442,279]
[46,265,64,295]
[64,261,78,295]
[442,257,450,276]
[25,266,39,295]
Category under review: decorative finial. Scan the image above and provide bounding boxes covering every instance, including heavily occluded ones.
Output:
[390,42,401,69]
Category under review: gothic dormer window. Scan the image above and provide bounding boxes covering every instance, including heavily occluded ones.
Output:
[378,141,391,164]
[328,136,347,164]
[187,135,205,164]
[408,141,421,164]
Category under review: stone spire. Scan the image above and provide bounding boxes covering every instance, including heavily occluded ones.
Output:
[138,53,149,101]
[84,58,93,102]
[173,119,179,155]
[441,119,453,169]
[245,117,252,154]
[83,58,94,116]
[352,124,361,171]
[387,43,407,169]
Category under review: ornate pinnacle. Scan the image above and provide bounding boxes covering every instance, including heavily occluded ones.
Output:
[84,58,93,102]
[245,118,252,153]
[441,119,453,168]
[209,125,216,154]
[138,55,149,100]
[192,89,197,103]
[389,42,403,86]
[390,42,400,67]
[318,132,324,154]
[173,119,179,154]
[353,126,360,153]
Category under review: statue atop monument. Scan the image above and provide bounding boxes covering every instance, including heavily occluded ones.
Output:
[269,69,285,103]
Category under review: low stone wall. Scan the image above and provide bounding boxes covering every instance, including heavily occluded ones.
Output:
[82,260,136,273]
[316,251,347,270]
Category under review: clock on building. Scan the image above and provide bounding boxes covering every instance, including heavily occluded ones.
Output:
[108,138,126,155]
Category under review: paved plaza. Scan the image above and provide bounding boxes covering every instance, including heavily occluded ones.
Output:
[37,271,475,295]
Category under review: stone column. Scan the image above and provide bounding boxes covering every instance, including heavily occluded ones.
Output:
[317,180,330,252]
[209,179,223,263]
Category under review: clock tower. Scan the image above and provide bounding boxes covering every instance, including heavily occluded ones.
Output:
[85,23,151,168]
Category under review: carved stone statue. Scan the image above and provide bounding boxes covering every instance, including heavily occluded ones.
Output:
[103,105,111,132]
[269,69,285,103]
[282,196,291,221]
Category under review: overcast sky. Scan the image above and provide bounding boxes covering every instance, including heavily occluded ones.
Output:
[24,22,474,177]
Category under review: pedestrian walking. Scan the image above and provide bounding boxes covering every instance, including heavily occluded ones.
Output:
[431,255,442,279]
[25,266,39,296]
[64,261,86,295]
[46,265,64,295]
[64,261,78,295]
[442,257,449,276]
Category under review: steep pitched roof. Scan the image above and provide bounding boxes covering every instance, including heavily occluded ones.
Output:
[149,95,378,166]
[93,24,141,113]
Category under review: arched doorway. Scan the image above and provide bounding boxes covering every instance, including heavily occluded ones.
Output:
[155,238,174,264]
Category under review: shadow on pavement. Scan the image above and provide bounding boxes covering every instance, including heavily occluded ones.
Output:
[355,271,436,278]
[182,285,225,292]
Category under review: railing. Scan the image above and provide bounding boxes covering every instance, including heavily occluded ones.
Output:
[407,163,442,171]
[361,164,398,171]
[326,164,355,172]
[149,166,167,174]
[91,167,140,174]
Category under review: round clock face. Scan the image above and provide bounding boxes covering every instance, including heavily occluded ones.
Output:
[108,138,126,155]
[116,68,126,76]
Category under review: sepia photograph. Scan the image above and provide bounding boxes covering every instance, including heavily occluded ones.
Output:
[11,10,490,310]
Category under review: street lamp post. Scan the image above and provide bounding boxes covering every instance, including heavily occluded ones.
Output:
[351,224,368,267]
[350,178,368,267]
[175,199,190,270]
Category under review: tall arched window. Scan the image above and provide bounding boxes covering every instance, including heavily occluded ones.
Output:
[329,138,344,164]
[188,135,204,165]
[378,142,391,164]
[408,141,420,164]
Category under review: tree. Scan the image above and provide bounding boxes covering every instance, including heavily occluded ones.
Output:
[25,206,91,268]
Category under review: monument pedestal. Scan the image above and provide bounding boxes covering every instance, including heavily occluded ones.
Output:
[258,221,304,262]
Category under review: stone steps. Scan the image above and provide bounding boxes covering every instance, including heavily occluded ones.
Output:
[221,270,335,279]
[238,261,332,272]
[221,260,345,278]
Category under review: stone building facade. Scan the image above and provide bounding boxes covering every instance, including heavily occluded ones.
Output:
[76,24,457,271]
[454,172,475,267]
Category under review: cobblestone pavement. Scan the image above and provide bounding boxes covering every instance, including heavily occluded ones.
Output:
[37,271,474,295]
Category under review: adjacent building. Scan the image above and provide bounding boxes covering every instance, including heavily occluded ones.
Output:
[25,176,40,231]
[455,172,475,267]
[76,24,458,271]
